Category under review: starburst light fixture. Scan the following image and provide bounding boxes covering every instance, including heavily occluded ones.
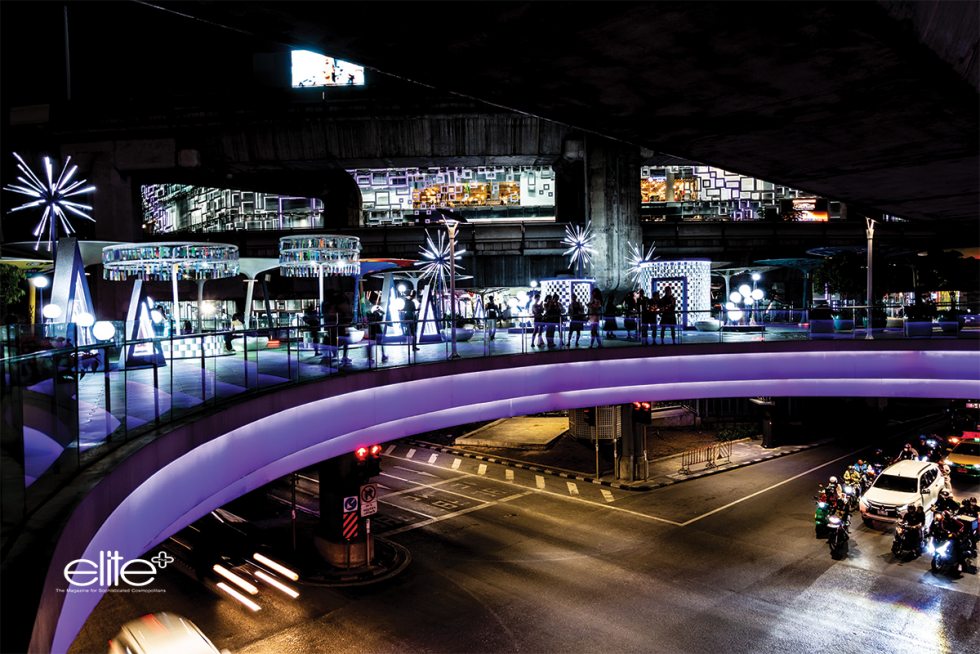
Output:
[416,229,465,289]
[626,240,658,289]
[562,221,596,277]
[4,153,95,252]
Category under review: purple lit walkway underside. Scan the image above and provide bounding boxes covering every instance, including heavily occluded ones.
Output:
[32,343,980,653]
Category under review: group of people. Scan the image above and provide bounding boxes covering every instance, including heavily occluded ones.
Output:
[621,286,678,345]
[521,285,679,350]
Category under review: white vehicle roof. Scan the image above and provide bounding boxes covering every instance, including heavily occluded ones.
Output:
[879,460,935,478]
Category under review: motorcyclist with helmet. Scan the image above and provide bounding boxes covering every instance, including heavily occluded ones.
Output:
[822,476,844,502]
[868,448,889,472]
[901,505,926,556]
[935,489,960,514]
[894,443,918,463]
[931,510,967,574]
[956,498,980,547]
[842,465,861,488]
[960,497,980,518]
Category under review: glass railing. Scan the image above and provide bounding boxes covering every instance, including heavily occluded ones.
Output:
[0,303,975,528]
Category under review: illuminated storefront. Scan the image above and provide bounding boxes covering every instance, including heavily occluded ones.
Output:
[351,165,556,226]
[641,164,840,222]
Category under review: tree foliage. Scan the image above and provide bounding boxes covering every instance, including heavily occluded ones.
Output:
[0,265,27,314]
[813,252,865,300]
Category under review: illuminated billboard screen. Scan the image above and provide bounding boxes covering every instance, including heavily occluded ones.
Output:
[291,50,365,87]
[779,198,828,221]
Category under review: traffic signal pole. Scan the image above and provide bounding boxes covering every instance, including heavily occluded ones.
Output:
[315,447,383,570]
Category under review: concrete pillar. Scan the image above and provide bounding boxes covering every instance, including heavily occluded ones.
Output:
[585,137,642,292]
[316,455,373,569]
[665,170,675,202]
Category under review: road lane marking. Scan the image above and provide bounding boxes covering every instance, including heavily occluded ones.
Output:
[680,445,882,526]
[385,452,683,525]
[384,445,396,455]
[506,470,514,482]
[382,492,532,537]
[378,500,440,519]
[393,465,437,478]
[567,482,579,495]
[601,490,615,503]
[428,453,439,464]
[536,475,545,489]
[406,448,416,459]
[452,458,462,470]
[478,464,488,475]
[379,473,459,498]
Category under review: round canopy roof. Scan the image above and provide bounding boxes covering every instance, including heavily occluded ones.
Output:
[102,242,239,281]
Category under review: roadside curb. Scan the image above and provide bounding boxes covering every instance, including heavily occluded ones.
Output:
[404,438,833,491]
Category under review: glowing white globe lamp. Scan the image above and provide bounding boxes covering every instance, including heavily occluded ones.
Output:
[728,309,744,322]
[92,321,116,341]
[42,304,62,319]
[76,312,95,328]
[738,284,752,297]
[729,292,743,304]
[31,276,49,289]
[392,298,406,311]
[751,289,765,301]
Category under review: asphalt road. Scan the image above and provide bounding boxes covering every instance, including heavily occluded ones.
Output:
[71,440,980,654]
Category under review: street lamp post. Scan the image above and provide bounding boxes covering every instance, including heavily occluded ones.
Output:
[865,218,875,340]
[31,276,49,326]
[446,218,461,359]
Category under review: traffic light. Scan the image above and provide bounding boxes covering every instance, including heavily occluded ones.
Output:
[355,444,383,478]
[633,402,652,424]
[583,407,596,427]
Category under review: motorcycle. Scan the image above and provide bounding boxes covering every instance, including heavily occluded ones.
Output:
[814,498,831,538]
[860,468,878,495]
[827,513,849,560]
[891,520,923,559]
[928,525,977,576]
[842,484,859,513]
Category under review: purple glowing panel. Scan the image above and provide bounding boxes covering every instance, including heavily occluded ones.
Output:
[43,346,980,653]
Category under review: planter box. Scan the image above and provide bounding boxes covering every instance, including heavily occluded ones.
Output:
[694,319,721,332]
[904,321,934,338]
[441,328,475,342]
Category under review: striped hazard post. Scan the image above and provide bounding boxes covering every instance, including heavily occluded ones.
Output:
[343,511,359,540]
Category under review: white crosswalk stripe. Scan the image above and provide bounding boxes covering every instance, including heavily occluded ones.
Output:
[505,469,514,481]
[406,448,416,459]
[384,445,396,455]
[601,489,615,503]
[567,482,579,495]
[536,475,545,489]
[428,453,438,464]
[478,464,487,475]
[452,458,461,470]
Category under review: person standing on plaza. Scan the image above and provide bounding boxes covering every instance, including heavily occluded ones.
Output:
[544,294,561,347]
[365,290,388,363]
[568,296,585,347]
[531,291,545,347]
[486,295,499,341]
[641,290,659,345]
[588,288,604,348]
[623,290,638,341]
[402,289,419,351]
[603,294,618,339]
[659,285,677,344]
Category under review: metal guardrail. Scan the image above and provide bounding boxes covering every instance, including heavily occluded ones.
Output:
[678,441,733,475]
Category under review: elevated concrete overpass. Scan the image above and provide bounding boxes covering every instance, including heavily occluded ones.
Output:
[9,339,978,653]
[135,1,979,224]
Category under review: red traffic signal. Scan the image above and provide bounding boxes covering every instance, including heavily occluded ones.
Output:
[582,407,596,426]
[354,444,383,477]
[633,401,653,424]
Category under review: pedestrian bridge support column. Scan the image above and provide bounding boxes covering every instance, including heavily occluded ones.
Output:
[585,137,642,292]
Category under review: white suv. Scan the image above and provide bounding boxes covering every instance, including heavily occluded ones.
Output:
[859,460,945,524]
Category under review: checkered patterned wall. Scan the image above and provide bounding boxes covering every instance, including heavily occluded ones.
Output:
[541,278,595,313]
